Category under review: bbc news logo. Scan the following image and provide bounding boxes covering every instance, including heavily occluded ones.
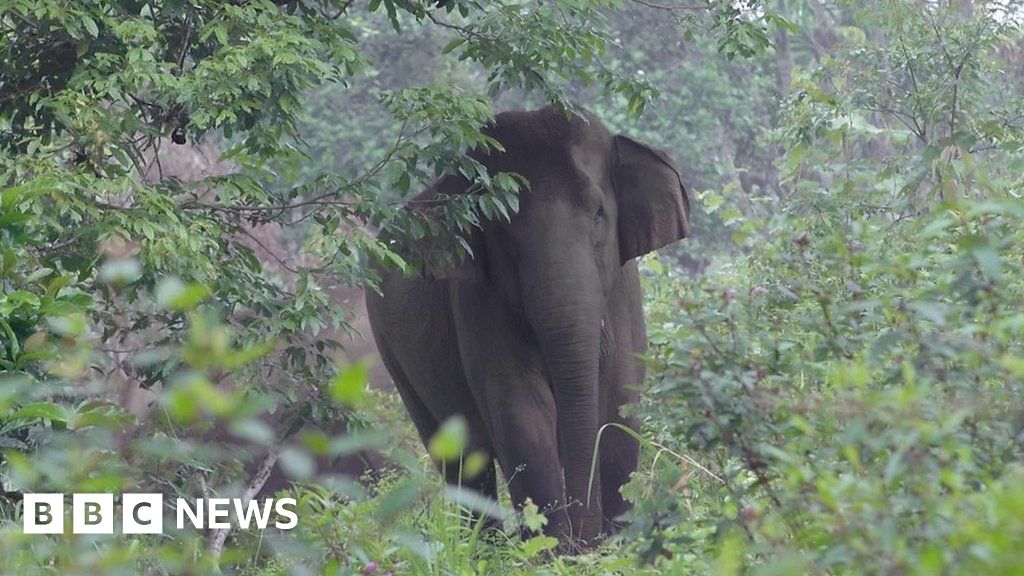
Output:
[23,493,298,534]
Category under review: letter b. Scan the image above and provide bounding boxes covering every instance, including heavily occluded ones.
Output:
[23,494,64,534]
[73,494,114,534]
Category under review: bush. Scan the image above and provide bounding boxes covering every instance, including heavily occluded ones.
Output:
[627,197,1024,573]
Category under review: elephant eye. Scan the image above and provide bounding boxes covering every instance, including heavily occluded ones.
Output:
[593,206,605,224]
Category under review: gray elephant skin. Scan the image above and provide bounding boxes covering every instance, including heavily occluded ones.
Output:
[366,106,691,546]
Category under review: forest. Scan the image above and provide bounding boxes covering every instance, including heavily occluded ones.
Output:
[1,0,1023,574]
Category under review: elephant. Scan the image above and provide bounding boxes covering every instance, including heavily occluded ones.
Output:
[366,106,691,546]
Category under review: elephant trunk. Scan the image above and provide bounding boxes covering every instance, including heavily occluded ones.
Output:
[522,267,604,543]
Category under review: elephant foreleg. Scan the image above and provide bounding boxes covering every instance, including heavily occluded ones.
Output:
[368,306,499,520]
[598,264,646,533]
[452,283,578,540]
[597,414,639,533]
[488,370,567,539]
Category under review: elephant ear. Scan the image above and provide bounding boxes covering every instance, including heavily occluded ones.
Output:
[611,135,691,264]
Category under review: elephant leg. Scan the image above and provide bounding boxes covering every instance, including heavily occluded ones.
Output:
[448,453,500,532]
[488,369,566,538]
[598,265,645,534]
[451,284,571,539]
[598,338,640,532]
[597,411,638,533]
[373,328,499,515]
[392,367,501,530]
[372,330,441,448]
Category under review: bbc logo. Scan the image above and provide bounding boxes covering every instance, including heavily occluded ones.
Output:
[24,493,164,535]
[23,493,298,534]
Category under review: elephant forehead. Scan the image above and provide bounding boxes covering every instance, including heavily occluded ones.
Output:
[477,147,598,209]
[513,157,600,210]
[486,107,610,158]
[529,142,608,209]
[480,106,612,207]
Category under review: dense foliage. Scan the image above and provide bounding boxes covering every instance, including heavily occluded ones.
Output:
[2,0,1023,574]
[629,2,1024,572]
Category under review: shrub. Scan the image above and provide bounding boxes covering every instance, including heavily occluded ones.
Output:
[628,198,1024,573]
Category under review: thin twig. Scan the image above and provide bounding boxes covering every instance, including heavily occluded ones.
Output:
[208,449,280,560]
[630,0,707,11]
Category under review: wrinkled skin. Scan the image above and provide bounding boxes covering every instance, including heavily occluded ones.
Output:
[366,106,690,548]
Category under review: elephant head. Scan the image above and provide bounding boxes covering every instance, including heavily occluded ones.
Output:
[426,106,691,542]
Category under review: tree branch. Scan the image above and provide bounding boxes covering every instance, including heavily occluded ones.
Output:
[208,449,280,561]
[629,0,708,11]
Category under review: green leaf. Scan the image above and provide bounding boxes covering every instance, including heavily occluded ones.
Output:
[428,414,468,462]
[23,268,53,284]
[278,447,315,479]
[12,402,69,423]
[443,484,509,522]
[521,535,558,558]
[0,291,41,316]
[99,259,142,286]
[521,498,547,534]
[229,418,276,444]
[378,479,421,523]
[973,246,1001,282]
[46,314,88,337]
[81,14,99,37]
[156,277,210,310]
[214,23,229,46]
[329,360,370,407]
[442,39,465,55]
